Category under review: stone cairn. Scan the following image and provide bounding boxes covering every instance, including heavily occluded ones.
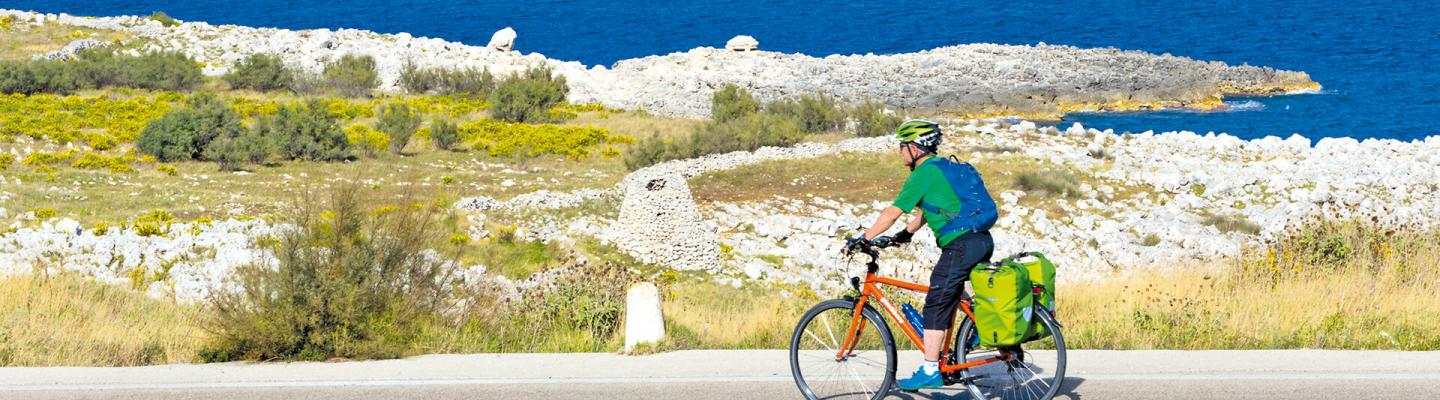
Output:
[614,172,722,272]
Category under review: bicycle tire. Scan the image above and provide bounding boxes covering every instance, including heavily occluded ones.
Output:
[953,306,1067,400]
[789,298,897,400]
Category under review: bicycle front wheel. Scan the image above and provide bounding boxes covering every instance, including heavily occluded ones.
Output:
[954,306,1067,400]
[789,298,897,400]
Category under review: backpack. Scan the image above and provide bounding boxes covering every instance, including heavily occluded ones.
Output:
[1007,252,1057,341]
[969,261,1034,348]
[917,157,998,237]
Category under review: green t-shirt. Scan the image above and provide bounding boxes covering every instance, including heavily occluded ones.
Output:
[892,157,967,246]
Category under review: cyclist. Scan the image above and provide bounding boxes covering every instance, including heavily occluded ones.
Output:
[849,119,996,391]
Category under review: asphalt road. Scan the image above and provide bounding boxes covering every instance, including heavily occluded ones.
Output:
[3,350,1438,399]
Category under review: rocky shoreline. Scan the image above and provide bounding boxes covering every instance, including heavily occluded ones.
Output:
[4,121,1436,299]
[2,9,1316,118]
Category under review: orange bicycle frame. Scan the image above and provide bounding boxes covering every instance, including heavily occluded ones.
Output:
[837,271,1009,373]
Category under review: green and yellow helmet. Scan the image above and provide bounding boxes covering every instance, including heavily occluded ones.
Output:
[894,119,942,150]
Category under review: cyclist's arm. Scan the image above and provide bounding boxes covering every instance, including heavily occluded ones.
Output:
[903,211,925,234]
[862,206,905,241]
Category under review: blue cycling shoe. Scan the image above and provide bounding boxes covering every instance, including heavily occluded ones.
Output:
[896,366,943,391]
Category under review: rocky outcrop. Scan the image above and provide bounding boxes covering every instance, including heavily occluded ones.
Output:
[0,9,1318,118]
[487,27,516,52]
[33,39,110,61]
[725,35,758,51]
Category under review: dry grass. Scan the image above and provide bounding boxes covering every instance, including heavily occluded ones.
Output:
[1063,221,1440,350]
[0,274,205,366]
[568,109,704,140]
[0,22,130,61]
[658,280,816,350]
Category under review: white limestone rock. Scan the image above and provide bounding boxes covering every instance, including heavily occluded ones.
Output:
[725,35,759,52]
[488,27,516,52]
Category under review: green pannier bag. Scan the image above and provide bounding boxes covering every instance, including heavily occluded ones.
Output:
[1009,252,1057,341]
[969,262,1034,348]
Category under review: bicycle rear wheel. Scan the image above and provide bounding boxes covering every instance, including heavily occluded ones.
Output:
[789,298,897,400]
[953,307,1066,400]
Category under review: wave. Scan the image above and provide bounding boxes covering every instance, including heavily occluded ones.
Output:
[1223,100,1266,112]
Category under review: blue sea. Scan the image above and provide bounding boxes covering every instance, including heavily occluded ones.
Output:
[7,0,1438,141]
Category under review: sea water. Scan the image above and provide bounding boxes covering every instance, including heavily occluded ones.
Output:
[12,0,1437,140]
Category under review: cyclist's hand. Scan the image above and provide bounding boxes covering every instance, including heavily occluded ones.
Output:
[871,235,894,248]
[842,236,868,255]
[892,230,913,245]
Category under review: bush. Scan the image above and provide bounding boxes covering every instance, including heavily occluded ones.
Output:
[344,124,389,157]
[711,84,760,123]
[0,60,79,95]
[1202,213,1263,235]
[201,184,464,361]
[203,130,272,171]
[429,118,460,151]
[1,49,202,94]
[623,113,802,170]
[850,99,903,137]
[461,119,632,160]
[224,53,293,92]
[490,66,568,123]
[80,49,204,91]
[256,100,351,161]
[399,63,495,96]
[375,104,421,154]
[149,11,179,27]
[321,54,379,98]
[1013,169,1082,198]
[765,92,845,133]
[137,95,246,162]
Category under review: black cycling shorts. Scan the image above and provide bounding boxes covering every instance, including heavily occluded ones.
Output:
[922,231,994,330]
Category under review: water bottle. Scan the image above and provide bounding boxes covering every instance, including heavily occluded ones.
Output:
[901,303,925,339]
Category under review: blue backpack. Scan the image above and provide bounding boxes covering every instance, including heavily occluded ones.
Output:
[917,157,998,236]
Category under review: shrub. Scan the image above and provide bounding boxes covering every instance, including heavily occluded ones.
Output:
[462,119,633,161]
[137,94,246,162]
[0,60,79,95]
[149,11,179,27]
[224,53,293,92]
[429,118,460,151]
[399,63,495,96]
[156,164,178,176]
[1202,213,1263,235]
[765,92,845,133]
[623,113,803,170]
[490,66,568,123]
[82,49,203,91]
[256,100,351,161]
[0,153,12,170]
[1014,169,1082,198]
[203,130,273,171]
[850,99,903,137]
[1,49,201,94]
[321,54,379,98]
[375,104,422,155]
[71,152,135,173]
[344,124,389,157]
[711,84,760,123]
[201,184,458,361]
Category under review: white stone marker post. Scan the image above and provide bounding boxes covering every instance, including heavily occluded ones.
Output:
[624,282,665,352]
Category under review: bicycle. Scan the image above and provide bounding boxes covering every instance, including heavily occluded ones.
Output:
[788,237,1066,400]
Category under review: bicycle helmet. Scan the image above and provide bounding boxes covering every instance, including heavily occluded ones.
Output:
[895,119,941,169]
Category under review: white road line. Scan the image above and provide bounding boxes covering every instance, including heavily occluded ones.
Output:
[3,373,1440,392]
